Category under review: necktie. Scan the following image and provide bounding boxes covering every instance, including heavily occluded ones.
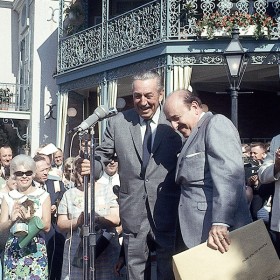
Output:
[108,176,113,187]
[142,119,152,175]
[40,183,47,191]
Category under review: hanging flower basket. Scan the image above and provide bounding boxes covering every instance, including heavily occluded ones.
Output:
[200,25,268,38]
[0,88,12,110]
[197,11,275,40]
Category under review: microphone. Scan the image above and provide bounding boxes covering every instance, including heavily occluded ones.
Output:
[68,105,118,134]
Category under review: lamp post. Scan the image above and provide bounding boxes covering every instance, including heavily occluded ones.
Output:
[223,26,248,128]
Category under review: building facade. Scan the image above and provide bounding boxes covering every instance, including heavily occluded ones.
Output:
[2,1,278,156]
[55,0,280,156]
[0,0,60,155]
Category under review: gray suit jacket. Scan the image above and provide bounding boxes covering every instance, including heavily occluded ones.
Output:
[176,112,251,248]
[95,108,182,245]
[259,134,280,232]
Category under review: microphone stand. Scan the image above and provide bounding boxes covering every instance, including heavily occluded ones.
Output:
[80,129,96,280]
[89,126,96,280]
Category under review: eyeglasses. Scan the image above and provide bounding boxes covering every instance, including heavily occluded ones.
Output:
[66,169,74,172]
[14,170,33,177]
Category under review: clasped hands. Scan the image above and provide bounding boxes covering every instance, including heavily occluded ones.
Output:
[247,174,259,188]
[11,202,32,223]
[207,225,230,254]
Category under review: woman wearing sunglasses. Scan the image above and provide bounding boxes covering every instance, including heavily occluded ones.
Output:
[0,154,51,279]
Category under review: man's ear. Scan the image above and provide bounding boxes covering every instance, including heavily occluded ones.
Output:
[159,90,164,103]
[191,101,199,109]
[191,101,201,115]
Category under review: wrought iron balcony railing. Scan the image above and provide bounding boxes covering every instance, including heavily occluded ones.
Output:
[57,0,280,74]
[0,83,31,112]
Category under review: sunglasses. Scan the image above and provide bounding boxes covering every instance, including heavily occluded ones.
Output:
[14,170,33,177]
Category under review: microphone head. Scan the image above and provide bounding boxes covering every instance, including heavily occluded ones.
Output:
[94,105,110,119]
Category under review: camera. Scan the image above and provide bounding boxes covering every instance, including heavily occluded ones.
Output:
[244,157,260,178]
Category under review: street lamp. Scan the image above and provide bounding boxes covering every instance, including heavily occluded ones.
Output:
[223,26,248,128]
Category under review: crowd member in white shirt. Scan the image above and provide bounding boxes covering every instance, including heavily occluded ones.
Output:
[0,177,17,279]
[62,157,75,190]
[51,148,64,179]
[96,155,120,188]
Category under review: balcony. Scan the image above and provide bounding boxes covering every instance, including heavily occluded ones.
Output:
[57,0,280,74]
[0,83,31,117]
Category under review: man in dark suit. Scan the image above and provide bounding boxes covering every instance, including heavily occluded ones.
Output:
[0,144,13,180]
[80,70,182,280]
[164,89,251,253]
[33,155,66,280]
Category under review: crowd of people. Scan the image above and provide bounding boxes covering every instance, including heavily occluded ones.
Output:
[0,142,123,280]
[0,70,279,280]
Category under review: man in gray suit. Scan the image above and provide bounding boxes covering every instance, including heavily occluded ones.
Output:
[258,135,280,240]
[80,71,182,279]
[163,89,251,253]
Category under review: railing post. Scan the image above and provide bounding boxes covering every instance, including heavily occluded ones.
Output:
[101,0,108,59]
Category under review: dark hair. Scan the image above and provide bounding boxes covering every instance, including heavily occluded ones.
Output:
[250,142,267,152]
[182,90,203,108]
[33,154,48,163]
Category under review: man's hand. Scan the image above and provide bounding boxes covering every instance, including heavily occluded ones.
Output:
[247,175,259,188]
[207,225,230,253]
[51,205,57,215]
[76,211,84,227]
[275,148,280,174]
[76,158,91,176]
[114,256,125,277]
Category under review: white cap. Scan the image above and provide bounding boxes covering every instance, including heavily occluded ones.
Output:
[39,143,58,155]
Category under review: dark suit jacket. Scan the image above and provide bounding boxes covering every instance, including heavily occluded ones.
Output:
[44,179,65,242]
[94,108,182,246]
[176,112,251,248]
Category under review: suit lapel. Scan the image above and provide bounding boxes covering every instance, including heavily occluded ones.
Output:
[129,113,142,160]
[151,111,169,155]
[176,112,213,178]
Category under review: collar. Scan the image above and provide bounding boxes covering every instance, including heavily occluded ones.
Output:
[98,172,118,182]
[139,106,161,126]
[198,111,205,120]
[33,180,45,188]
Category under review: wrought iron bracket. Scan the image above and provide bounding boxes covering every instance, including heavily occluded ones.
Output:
[46,104,57,120]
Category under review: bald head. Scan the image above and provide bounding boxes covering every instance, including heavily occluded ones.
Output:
[164,90,203,138]
[0,145,13,167]
[164,90,188,109]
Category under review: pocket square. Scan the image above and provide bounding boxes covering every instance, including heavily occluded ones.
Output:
[185,152,202,158]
